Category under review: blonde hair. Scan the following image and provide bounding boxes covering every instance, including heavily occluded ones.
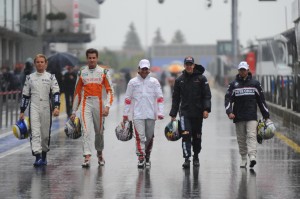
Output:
[34,54,48,63]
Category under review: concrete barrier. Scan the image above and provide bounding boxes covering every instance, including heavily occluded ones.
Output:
[267,102,300,145]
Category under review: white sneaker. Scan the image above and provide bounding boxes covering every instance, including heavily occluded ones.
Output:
[97,151,105,166]
[82,155,91,168]
[98,157,105,166]
[249,155,256,168]
[138,157,145,169]
[240,156,247,168]
[145,158,151,167]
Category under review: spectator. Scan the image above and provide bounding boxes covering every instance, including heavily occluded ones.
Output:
[125,71,131,85]
[63,65,77,117]
[12,63,23,91]
[22,58,35,85]
[0,66,14,91]
[160,70,166,93]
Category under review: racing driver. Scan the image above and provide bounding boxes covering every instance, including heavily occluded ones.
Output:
[70,48,114,167]
[20,54,60,167]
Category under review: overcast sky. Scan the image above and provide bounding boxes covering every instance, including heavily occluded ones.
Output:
[88,0,295,50]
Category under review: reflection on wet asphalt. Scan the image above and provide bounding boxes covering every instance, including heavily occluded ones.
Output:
[0,88,300,199]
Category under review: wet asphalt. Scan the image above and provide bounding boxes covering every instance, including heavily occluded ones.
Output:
[0,88,300,199]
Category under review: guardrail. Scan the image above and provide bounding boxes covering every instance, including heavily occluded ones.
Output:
[1,75,299,129]
[258,75,300,113]
[0,90,21,129]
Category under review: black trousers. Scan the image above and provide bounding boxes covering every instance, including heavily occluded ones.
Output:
[179,116,203,159]
[65,92,74,117]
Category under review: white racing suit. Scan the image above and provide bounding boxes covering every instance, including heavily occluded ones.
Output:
[21,72,60,156]
[72,65,114,156]
[123,74,164,159]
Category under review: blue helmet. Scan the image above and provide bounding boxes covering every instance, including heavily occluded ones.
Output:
[12,117,30,139]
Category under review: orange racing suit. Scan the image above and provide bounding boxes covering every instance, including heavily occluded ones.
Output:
[72,65,114,156]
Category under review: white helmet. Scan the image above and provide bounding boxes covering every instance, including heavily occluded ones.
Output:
[257,118,276,144]
[12,117,30,139]
[64,117,82,139]
[115,121,133,141]
[164,120,181,141]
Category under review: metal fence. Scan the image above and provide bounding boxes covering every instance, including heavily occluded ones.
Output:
[0,91,21,129]
[1,75,300,129]
[258,75,300,113]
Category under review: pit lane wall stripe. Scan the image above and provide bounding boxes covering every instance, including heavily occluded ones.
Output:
[275,132,300,153]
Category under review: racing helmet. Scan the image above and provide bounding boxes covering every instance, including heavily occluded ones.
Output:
[115,121,133,141]
[12,117,30,139]
[257,118,276,144]
[64,117,82,139]
[164,120,181,141]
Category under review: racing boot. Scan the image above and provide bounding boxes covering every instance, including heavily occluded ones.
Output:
[97,151,105,166]
[82,154,91,168]
[33,154,43,167]
[145,157,151,168]
[193,156,200,167]
[42,151,48,165]
[182,158,190,169]
[240,155,247,168]
[249,155,256,168]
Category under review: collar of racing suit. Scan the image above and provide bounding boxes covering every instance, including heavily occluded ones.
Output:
[137,73,150,80]
[236,71,252,81]
[36,71,45,76]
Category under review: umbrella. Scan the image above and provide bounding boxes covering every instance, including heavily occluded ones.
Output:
[150,66,162,72]
[47,52,79,73]
[168,63,184,73]
[120,67,131,73]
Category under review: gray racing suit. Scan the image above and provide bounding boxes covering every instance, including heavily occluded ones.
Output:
[21,72,60,156]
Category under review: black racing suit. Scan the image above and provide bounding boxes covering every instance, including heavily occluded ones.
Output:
[224,72,270,123]
[169,64,211,159]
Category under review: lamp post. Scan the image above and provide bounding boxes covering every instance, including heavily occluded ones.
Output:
[207,0,238,67]
[145,0,148,51]
[37,0,46,36]
[232,0,238,66]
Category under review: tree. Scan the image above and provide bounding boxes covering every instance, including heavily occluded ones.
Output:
[119,53,145,70]
[171,30,186,45]
[22,12,37,20]
[123,22,143,52]
[99,48,119,69]
[46,12,67,20]
[152,28,165,45]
